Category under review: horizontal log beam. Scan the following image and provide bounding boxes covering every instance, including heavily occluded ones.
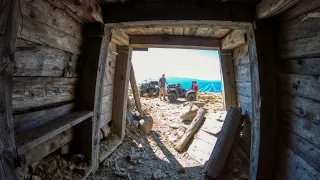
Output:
[221,30,247,50]
[130,35,221,49]
[256,0,302,19]
[61,0,103,22]
[102,2,255,23]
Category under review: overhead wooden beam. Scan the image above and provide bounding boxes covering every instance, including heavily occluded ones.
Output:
[256,0,302,19]
[221,30,247,50]
[0,0,20,178]
[111,29,129,45]
[102,2,255,23]
[130,35,221,49]
[61,0,103,23]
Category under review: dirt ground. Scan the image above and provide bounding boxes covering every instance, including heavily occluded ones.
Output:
[89,92,249,180]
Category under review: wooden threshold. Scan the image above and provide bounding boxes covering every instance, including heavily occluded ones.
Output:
[16,111,93,155]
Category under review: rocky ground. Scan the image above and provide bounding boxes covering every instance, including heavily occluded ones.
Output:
[89,92,249,180]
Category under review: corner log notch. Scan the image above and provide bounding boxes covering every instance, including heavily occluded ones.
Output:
[130,35,221,49]
[0,0,20,179]
[102,2,255,23]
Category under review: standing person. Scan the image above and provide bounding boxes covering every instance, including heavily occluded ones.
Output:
[158,74,168,100]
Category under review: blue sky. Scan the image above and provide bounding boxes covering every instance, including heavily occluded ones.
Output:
[131,48,221,82]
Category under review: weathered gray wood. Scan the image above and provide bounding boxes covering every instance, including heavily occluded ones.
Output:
[277,145,320,180]
[14,45,79,77]
[279,0,320,21]
[16,111,92,155]
[129,63,143,116]
[20,0,83,38]
[0,0,20,178]
[103,67,116,86]
[279,93,320,122]
[175,108,207,152]
[111,29,129,46]
[221,30,247,50]
[130,35,221,49]
[205,107,242,179]
[102,2,255,23]
[12,77,77,112]
[220,50,237,110]
[100,109,112,128]
[101,94,113,114]
[248,21,278,180]
[280,58,320,75]
[279,73,320,102]
[60,0,103,23]
[103,85,114,97]
[233,44,250,66]
[234,64,250,82]
[18,15,82,54]
[279,35,320,60]
[281,113,320,148]
[280,126,320,172]
[111,46,132,140]
[256,0,302,19]
[20,128,73,167]
[235,81,252,97]
[237,95,253,122]
[14,103,74,133]
[240,119,251,155]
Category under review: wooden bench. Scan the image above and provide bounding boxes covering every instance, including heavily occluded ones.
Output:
[15,111,93,166]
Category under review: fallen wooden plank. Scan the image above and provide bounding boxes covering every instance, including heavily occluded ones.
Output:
[175,108,207,152]
[130,63,143,116]
[221,30,247,50]
[256,0,302,19]
[16,111,93,154]
[205,107,242,179]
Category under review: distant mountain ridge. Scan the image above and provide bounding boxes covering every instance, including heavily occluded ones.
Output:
[166,77,222,92]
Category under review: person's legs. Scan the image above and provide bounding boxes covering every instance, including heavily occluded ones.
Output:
[159,88,164,100]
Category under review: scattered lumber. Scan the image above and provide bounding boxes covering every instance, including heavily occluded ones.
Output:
[205,107,242,179]
[175,108,207,152]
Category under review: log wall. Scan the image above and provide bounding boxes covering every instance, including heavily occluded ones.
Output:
[232,44,252,156]
[13,0,83,133]
[275,0,320,179]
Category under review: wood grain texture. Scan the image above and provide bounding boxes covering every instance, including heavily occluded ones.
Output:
[256,0,302,19]
[221,30,247,50]
[14,103,74,133]
[101,94,113,114]
[18,15,82,53]
[111,46,131,140]
[280,58,320,75]
[14,45,79,77]
[111,29,129,45]
[220,51,237,110]
[234,64,250,82]
[130,62,143,116]
[205,107,242,179]
[237,95,253,122]
[0,0,20,178]
[12,77,77,112]
[235,81,252,97]
[279,0,320,22]
[233,44,250,66]
[20,0,83,38]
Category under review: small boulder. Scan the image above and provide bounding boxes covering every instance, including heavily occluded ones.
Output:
[139,116,154,134]
[180,104,199,121]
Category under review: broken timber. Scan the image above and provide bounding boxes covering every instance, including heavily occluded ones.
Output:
[175,108,207,152]
[129,61,143,116]
[205,107,242,179]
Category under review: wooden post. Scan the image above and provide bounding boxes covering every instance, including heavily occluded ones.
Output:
[129,62,143,116]
[112,46,132,140]
[220,50,237,110]
[247,20,277,180]
[0,0,20,179]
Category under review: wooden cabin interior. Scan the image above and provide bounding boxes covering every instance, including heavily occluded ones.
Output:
[1,0,320,179]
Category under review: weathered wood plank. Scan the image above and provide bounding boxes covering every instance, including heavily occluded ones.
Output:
[220,50,237,110]
[18,15,82,54]
[20,0,83,38]
[237,95,253,122]
[60,0,103,23]
[130,62,143,116]
[280,126,320,172]
[12,77,77,112]
[280,58,320,75]
[235,81,251,97]
[221,30,247,50]
[206,28,231,38]
[205,107,242,179]
[20,128,73,167]
[279,0,320,22]
[111,46,131,140]
[279,93,320,122]
[279,8,320,43]
[234,64,250,82]
[183,27,198,36]
[256,0,302,19]
[279,73,320,102]
[195,27,209,36]
[0,0,20,178]
[101,94,113,114]
[123,28,142,35]
[172,27,184,35]
[103,85,114,97]
[279,35,320,60]
[233,44,249,66]
[14,45,79,77]
[103,67,116,86]
[14,103,74,133]
[100,108,112,128]
[111,29,129,46]
[16,111,92,155]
